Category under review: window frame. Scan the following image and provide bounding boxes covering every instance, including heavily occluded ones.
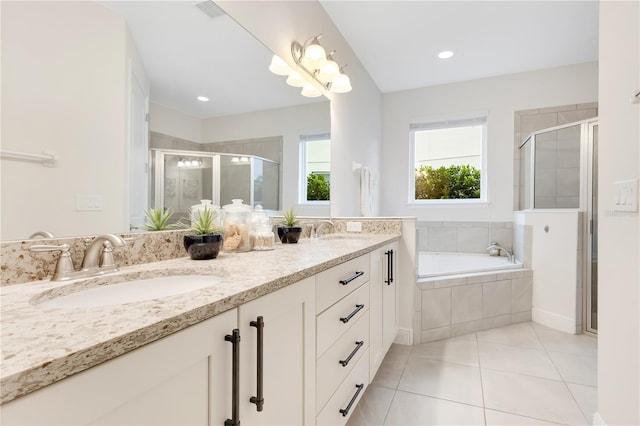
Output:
[409,115,488,204]
[299,133,331,205]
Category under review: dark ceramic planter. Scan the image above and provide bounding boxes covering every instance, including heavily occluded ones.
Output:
[277,226,302,244]
[183,234,223,260]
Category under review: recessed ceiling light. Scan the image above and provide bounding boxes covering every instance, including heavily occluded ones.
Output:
[197,96,209,102]
[438,50,454,59]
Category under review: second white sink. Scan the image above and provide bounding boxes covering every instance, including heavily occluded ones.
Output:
[39,275,220,309]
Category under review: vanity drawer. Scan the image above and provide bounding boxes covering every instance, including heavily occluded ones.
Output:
[316,254,370,313]
[317,282,369,358]
[316,310,369,413]
[316,348,370,426]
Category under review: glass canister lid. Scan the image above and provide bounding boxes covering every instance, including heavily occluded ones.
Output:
[223,199,251,213]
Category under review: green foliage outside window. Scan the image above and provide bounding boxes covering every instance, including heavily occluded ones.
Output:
[415,165,480,199]
[307,173,330,201]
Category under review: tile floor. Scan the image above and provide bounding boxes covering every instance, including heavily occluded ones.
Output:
[347,322,597,426]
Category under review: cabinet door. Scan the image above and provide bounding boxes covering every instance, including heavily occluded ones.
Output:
[369,247,385,377]
[1,308,237,426]
[239,277,315,426]
[382,242,399,350]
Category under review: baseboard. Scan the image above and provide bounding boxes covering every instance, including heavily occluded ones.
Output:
[393,327,413,345]
[592,412,606,425]
[532,308,577,334]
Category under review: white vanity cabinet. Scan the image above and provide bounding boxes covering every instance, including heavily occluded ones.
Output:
[238,276,316,426]
[1,277,316,426]
[315,254,371,425]
[369,241,399,377]
[1,308,238,425]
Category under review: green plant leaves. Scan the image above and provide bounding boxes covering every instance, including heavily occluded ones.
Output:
[307,173,330,201]
[415,165,481,200]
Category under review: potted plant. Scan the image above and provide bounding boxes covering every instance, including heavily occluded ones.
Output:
[183,206,224,260]
[142,207,176,231]
[277,208,303,244]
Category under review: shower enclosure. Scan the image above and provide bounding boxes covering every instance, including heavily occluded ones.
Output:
[519,118,598,333]
[150,149,280,222]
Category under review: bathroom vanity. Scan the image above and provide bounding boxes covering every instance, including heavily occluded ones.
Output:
[0,233,400,425]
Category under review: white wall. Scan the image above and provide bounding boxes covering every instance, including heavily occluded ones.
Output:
[381,62,599,222]
[217,0,383,218]
[203,102,330,216]
[1,2,130,240]
[515,211,581,334]
[149,103,204,143]
[596,2,640,425]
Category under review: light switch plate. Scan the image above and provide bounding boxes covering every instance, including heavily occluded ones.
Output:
[346,221,362,232]
[613,179,638,212]
[76,194,104,211]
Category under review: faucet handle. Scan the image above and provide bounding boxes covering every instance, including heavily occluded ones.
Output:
[99,241,117,269]
[29,243,75,279]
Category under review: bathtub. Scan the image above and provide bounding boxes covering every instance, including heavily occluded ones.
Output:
[415,251,531,344]
[418,251,522,278]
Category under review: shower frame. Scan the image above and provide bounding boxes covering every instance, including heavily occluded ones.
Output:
[519,117,599,334]
[150,148,280,213]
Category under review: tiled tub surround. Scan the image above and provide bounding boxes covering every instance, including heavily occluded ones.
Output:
[0,229,400,404]
[417,221,513,254]
[0,218,402,286]
[415,269,533,343]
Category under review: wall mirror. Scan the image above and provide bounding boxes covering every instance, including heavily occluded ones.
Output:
[1,0,329,241]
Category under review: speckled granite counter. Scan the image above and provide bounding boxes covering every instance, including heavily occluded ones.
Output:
[0,233,399,404]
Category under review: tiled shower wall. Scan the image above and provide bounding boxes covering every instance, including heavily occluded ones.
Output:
[417,221,513,254]
[513,102,598,210]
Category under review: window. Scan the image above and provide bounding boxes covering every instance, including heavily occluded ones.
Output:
[410,116,486,202]
[300,134,330,203]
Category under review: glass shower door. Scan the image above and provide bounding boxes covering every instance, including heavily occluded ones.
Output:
[587,123,598,332]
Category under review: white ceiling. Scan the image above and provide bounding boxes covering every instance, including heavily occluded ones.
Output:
[101,1,599,118]
[320,1,599,93]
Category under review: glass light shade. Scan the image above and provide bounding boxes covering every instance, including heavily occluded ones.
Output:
[231,157,239,163]
[177,160,185,167]
[268,55,291,76]
[318,59,340,83]
[286,71,305,88]
[301,83,322,98]
[301,42,327,70]
[330,73,352,93]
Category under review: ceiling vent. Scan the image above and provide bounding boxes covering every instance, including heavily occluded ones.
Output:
[195,1,226,19]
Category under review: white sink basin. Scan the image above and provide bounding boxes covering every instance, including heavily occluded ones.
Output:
[39,275,220,309]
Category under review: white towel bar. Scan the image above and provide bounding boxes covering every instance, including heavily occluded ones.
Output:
[0,150,57,167]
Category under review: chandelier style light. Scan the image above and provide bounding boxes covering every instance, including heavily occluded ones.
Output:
[268,34,352,97]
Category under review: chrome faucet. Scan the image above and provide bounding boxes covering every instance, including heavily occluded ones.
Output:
[29,234,127,281]
[486,242,515,263]
[314,220,335,238]
[28,230,55,239]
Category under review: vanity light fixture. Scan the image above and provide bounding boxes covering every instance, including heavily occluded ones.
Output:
[268,34,352,98]
[438,50,454,59]
[197,96,209,102]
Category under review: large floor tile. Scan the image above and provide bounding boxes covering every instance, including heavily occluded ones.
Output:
[485,409,562,425]
[567,383,598,423]
[372,351,408,389]
[411,333,479,367]
[398,357,484,406]
[482,369,589,425]
[479,341,561,380]
[476,322,544,350]
[346,385,395,426]
[548,350,597,386]
[532,324,597,357]
[384,391,485,426]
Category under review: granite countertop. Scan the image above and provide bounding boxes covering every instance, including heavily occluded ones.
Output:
[0,233,399,404]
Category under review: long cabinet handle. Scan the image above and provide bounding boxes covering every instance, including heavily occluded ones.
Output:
[339,384,365,417]
[249,316,265,412]
[339,271,364,285]
[385,249,394,285]
[339,341,364,367]
[224,329,241,426]
[340,304,365,324]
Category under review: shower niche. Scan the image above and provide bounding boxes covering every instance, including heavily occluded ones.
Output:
[150,149,280,221]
